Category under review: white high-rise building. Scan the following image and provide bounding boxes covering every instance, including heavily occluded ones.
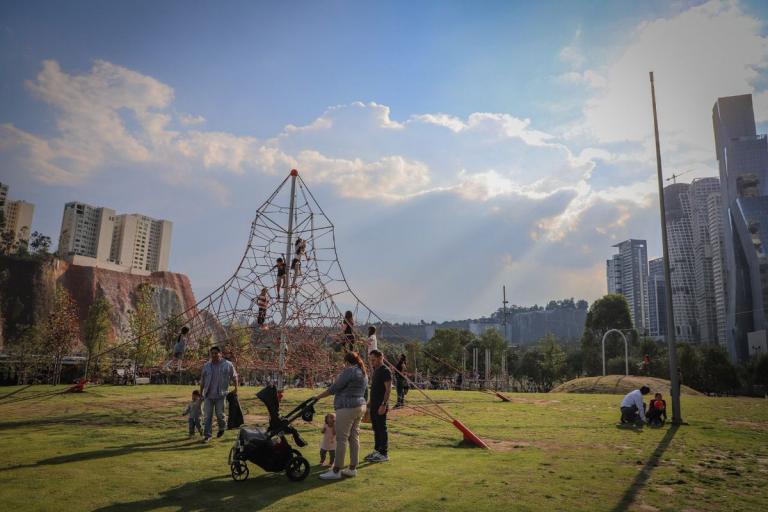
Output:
[647,257,667,339]
[606,240,649,333]
[57,202,116,261]
[707,193,728,349]
[5,200,35,247]
[0,182,35,248]
[110,214,172,272]
[57,202,172,274]
[664,183,698,343]
[689,178,723,344]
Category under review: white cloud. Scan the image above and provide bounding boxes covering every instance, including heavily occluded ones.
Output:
[559,28,585,69]
[0,58,658,253]
[559,70,607,88]
[179,113,206,125]
[576,0,768,155]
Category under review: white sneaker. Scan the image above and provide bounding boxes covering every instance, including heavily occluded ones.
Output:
[319,469,342,480]
[340,468,357,477]
[370,453,389,462]
[363,451,379,461]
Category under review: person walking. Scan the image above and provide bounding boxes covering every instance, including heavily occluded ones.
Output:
[365,349,391,462]
[394,353,407,408]
[314,351,368,480]
[199,346,238,443]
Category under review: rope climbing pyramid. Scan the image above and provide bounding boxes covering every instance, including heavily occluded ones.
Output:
[95,169,488,448]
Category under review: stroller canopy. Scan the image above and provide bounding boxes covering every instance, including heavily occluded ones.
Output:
[256,385,282,431]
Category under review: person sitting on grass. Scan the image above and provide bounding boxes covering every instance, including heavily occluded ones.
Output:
[646,392,667,427]
[182,390,203,437]
[620,385,650,426]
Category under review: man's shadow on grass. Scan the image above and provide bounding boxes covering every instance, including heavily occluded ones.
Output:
[611,424,679,512]
[0,437,202,472]
[93,462,374,512]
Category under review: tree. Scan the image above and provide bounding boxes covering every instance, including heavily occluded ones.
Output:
[478,328,507,377]
[749,353,768,388]
[580,294,633,375]
[699,345,740,394]
[677,343,702,391]
[423,328,475,376]
[44,285,80,385]
[538,334,567,389]
[518,349,543,388]
[83,296,112,379]
[29,231,52,257]
[6,324,44,384]
[128,284,161,381]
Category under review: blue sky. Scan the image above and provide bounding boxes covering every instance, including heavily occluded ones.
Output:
[2,0,768,321]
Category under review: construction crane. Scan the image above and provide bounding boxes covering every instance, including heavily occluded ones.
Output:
[666,169,695,184]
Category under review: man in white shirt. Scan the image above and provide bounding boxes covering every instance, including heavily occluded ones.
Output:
[620,385,650,426]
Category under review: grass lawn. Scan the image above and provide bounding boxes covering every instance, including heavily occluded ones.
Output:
[0,385,766,512]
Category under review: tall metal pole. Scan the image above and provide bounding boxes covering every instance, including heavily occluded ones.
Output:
[650,72,683,424]
[277,169,298,391]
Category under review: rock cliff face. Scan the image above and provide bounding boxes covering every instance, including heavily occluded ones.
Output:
[0,256,198,347]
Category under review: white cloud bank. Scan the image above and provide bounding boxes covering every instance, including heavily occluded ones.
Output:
[573,0,768,162]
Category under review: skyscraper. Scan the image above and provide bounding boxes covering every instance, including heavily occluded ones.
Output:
[664,183,698,343]
[607,239,649,332]
[648,257,667,339]
[713,94,768,361]
[707,192,728,349]
[689,177,723,344]
[606,253,622,294]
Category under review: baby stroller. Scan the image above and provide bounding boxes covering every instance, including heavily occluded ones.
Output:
[228,385,317,482]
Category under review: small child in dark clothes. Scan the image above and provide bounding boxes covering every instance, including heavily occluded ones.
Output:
[646,392,667,426]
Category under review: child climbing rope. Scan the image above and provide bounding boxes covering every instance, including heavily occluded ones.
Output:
[272,257,287,300]
[291,257,302,288]
[256,288,269,329]
[295,237,309,261]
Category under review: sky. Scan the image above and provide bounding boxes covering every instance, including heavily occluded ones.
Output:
[2,0,768,321]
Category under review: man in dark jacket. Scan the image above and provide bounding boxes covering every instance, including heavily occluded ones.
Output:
[365,350,392,462]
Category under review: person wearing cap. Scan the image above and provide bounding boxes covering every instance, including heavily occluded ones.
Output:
[620,385,650,426]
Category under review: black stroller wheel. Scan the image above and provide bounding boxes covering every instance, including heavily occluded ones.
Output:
[231,461,249,481]
[286,456,310,481]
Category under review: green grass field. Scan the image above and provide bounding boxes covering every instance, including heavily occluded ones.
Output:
[0,385,766,512]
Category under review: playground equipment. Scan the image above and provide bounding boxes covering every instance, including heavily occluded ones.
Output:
[82,169,489,448]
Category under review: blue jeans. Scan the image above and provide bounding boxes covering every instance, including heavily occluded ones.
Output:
[203,397,226,438]
[188,417,202,435]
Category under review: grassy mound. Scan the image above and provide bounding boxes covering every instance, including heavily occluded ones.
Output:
[551,375,703,396]
[0,385,765,511]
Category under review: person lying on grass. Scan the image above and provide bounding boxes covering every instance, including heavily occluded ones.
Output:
[619,385,650,426]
